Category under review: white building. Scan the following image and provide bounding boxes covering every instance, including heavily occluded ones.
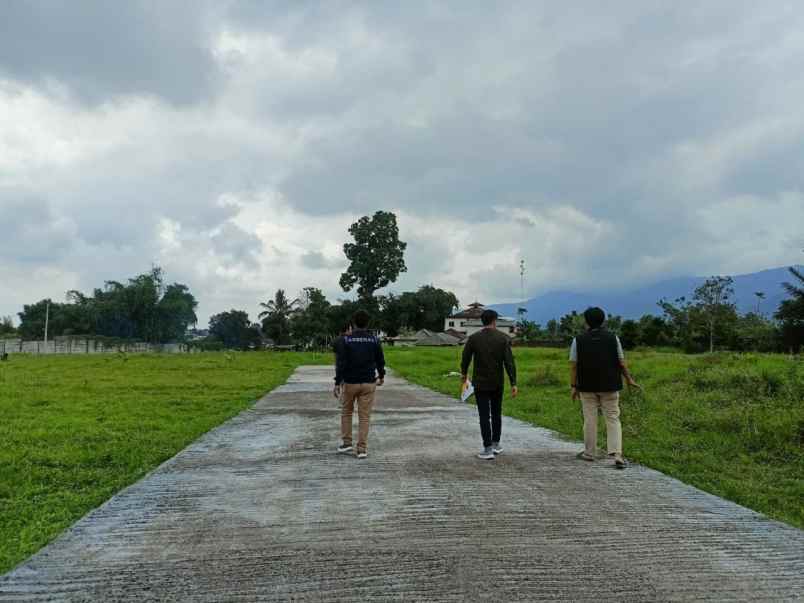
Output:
[444,302,517,339]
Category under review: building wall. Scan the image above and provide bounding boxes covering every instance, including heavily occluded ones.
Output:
[444,318,516,338]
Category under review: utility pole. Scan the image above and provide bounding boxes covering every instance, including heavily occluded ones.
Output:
[43,300,50,347]
[517,259,527,319]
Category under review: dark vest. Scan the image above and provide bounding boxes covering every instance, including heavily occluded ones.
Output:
[576,328,623,393]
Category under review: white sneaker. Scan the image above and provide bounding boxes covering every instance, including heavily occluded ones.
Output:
[492,445,503,455]
[357,451,368,459]
[477,447,495,460]
[337,443,353,454]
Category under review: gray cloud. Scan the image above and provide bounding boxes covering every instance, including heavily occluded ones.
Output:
[2,1,804,325]
[210,222,262,268]
[0,1,220,105]
[0,193,74,262]
[300,251,343,271]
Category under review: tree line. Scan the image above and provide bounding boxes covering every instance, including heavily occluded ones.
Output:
[204,284,459,351]
[516,270,804,354]
[3,207,803,354]
[7,267,198,344]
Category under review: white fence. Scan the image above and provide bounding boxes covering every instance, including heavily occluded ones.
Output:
[0,338,190,355]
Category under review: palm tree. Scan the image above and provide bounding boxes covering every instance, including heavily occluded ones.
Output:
[258,289,299,344]
[781,267,804,300]
[754,291,766,315]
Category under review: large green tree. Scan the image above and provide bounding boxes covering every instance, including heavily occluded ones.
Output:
[259,289,299,345]
[693,276,736,353]
[290,288,332,348]
[209,310,262,350]
[378,286,458,336]
[618,320,640,349]
[17,267,198,342]
[0,316,17,337]
[516,319,542,342]
[776,266,804,353]
[340,211,407,302]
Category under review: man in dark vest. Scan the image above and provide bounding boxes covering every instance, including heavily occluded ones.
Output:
[570,307,640,469]
[333,310,385,459]
[461,309,518,460]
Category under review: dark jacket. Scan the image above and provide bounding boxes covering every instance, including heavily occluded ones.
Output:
[575,328,623,393]
[461,328,517,391]
[334,330,386,385]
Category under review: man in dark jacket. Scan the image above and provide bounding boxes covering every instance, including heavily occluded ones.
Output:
[570,307,640,469]
[333,310,385,459]
[461,309,518,460]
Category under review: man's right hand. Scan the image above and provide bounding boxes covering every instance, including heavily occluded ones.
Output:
[571,386,580,401]
[333,384,342,399]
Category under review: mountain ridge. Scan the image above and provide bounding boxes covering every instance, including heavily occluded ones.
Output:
[489,265,803,325]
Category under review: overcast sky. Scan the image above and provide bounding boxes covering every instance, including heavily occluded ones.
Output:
[2,1,804,325]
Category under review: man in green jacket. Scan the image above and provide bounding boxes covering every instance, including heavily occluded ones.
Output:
[461,309,518,460]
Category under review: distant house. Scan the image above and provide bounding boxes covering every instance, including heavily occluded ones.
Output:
[414,329,462,347]
[186,328,210,342]
[386,329,462,347]
[444,302,517,338]
[444,328,467,343]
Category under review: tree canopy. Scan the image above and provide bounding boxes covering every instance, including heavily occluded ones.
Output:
[17,267,197,343]
[339,211,407,302]
[259,289,299,345]
[776,266,804,352]
[209,310,262,350]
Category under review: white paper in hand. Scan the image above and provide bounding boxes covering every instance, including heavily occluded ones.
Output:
[461,380,475,402]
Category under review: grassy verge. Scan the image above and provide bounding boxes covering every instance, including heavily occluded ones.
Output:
[386,347,804,529]
[0,351,329,573]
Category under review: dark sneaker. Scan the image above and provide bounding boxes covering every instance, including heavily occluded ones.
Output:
[337,443,353,454]
[477,447,495,460]
[614,455,628,469]
[357,451,368,459]
[576,451,595,462]
[492,443,504,455]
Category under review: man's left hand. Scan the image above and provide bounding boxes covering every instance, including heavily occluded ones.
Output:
[376,378,385,387]
[333,384,342,399]
[571,386,580,401]
[626,377,642,390]
[511,386,518,398]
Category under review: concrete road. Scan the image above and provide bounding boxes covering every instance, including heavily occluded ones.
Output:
[2,366,803,601]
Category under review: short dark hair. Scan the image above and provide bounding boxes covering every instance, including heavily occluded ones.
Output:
[583,307,606,328]
[352,310,371,329]
[480,309,499,326]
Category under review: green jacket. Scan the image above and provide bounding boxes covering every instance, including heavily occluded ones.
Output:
[461,328,517,391]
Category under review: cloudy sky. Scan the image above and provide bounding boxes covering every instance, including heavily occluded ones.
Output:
[2,1,804,325]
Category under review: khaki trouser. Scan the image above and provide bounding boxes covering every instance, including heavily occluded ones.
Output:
[341,383,376,453]
[580,391,622,456]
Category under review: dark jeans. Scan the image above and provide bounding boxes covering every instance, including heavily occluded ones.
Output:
[475,389,503,448]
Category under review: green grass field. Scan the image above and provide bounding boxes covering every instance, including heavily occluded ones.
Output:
[385,347,804,529]
[0,352,329,574]
[2,349,802,574]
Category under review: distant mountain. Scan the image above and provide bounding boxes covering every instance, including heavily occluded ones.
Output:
[489,266,802,325]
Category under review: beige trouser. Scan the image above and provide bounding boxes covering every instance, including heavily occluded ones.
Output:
[341,383,376,453]
[580,391,622,456]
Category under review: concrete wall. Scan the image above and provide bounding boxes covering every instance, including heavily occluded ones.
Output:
[443,318,517,338]
[0,339,190,355]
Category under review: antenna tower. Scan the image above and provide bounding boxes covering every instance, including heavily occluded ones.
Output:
[518,259,527,318]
